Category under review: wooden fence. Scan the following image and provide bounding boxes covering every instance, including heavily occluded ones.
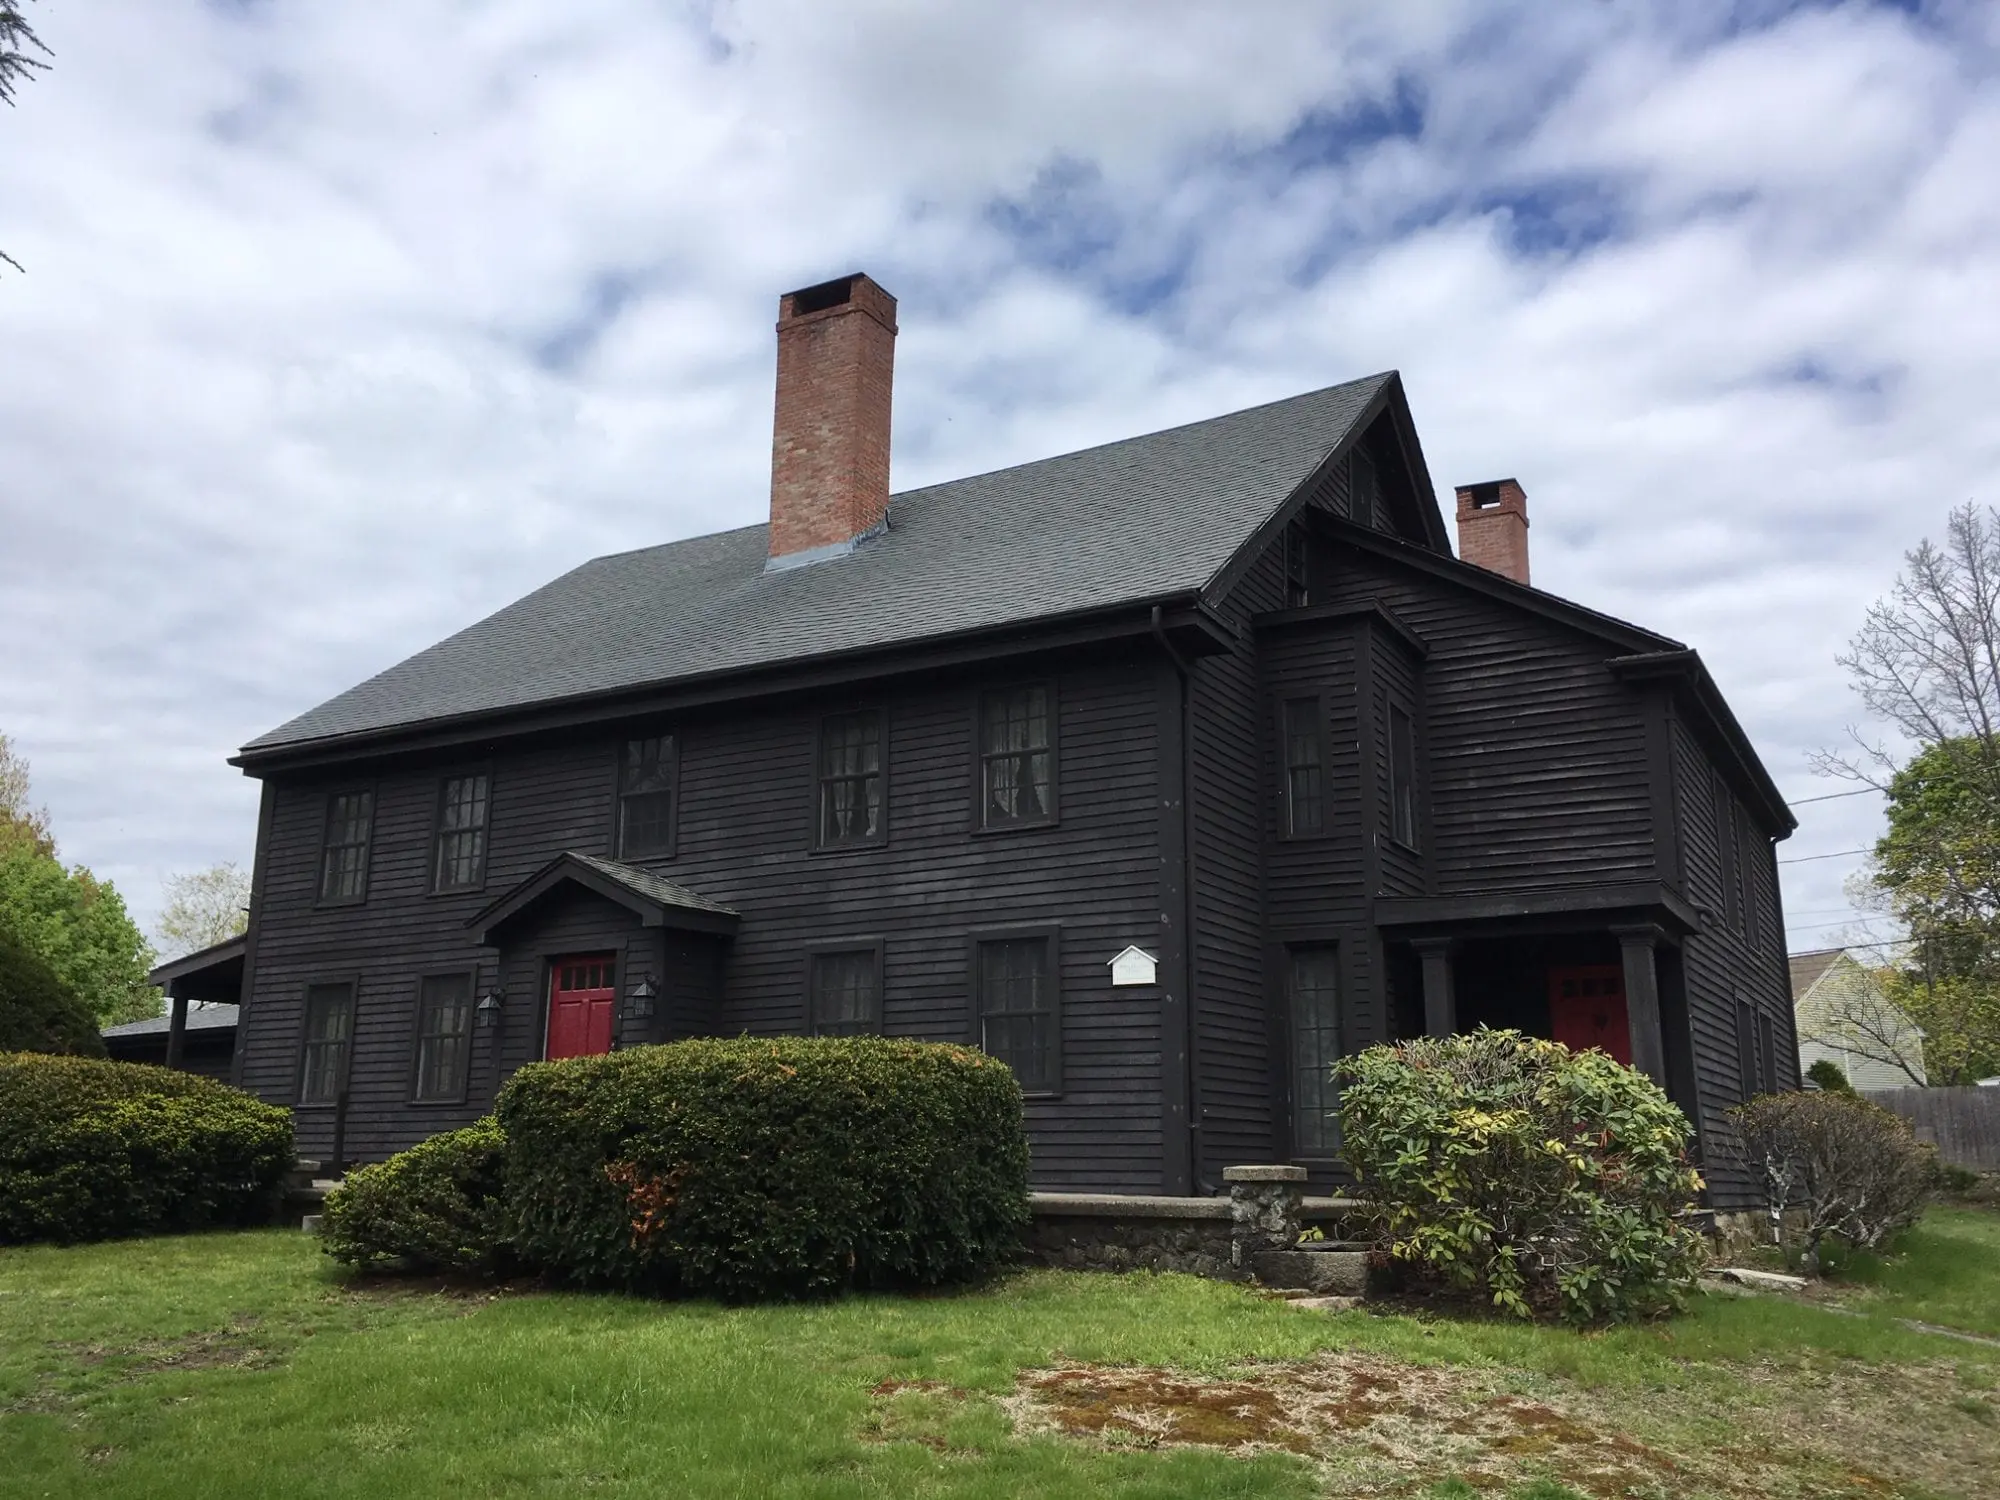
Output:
[1863,1087,2000,1172]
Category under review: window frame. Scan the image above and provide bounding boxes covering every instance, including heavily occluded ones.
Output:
[408,968,478,1106]
[1387,703,1419,851]
[296,977,359,1108]
[1283,518,1310,608]
[973,681,1060,833]
[968,924,1062,1097]
[1349,447,1380,529]
[812,708,888,851]
[1757,1009,1779,1095]
[429,768,494,895]
[804,939,886,1037]
[1285,943,1344,1159]
[1734,994,1758,1102]
[1715,772,1743,932]
[315,785,376,907]
[1278,693,1330,840]
[615,734,679,861]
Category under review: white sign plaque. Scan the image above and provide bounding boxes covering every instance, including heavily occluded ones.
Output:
[1107,945,1159,987]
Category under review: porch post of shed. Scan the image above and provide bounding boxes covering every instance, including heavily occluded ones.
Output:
[164,982,188,1070]
[1411,938,1457,1038]
[1610,924,1669,1087]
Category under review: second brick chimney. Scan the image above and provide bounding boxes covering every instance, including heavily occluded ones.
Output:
[767,272,898,569]
[1454,478,1530,586]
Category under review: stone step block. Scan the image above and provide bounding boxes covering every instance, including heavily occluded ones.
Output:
[1250,1248,1368,1296]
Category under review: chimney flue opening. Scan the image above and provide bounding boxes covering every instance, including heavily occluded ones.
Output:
[787,275,859,318]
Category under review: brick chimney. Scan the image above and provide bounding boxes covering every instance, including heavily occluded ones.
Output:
[1454,478,1530,586]
[766,273,898,569]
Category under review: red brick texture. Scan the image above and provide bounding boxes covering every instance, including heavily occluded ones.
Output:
[768,273,898,561]
[1454,478,1530,586]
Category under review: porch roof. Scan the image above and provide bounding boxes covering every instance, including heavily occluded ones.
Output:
[1374,881,1705,941]
[467,851,741,946]
[144,935,247,1005]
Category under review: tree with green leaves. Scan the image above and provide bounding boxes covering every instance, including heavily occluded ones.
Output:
[0,735,157,1024]
[0,1,50,274]
[155,862,250,959]
[1818,503,2000,1082]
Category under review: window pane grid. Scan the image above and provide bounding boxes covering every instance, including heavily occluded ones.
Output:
[977,938,1056,1091]
[981,687,1052,825]
[619,737,676,857]
[300,983,354,1105]
[414,974,473,1102]
[818,713,882,845]
[810,950,880,1037]
[1283,698,1324,836]
[1389,707,1417,847]
[320,791,373,901]
[1289,949,1341,1154]
[434,775,490,890]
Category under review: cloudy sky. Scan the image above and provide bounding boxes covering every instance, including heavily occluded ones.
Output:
[2,0,1996,956]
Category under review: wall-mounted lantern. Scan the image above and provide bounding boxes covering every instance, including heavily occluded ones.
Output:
[475,990,505,1030]
[624,973,659,1021]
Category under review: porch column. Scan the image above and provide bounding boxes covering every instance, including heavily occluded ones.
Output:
[1411,938,1457,1038]
[1610,923,1669,1086]
[164,983,188,1070]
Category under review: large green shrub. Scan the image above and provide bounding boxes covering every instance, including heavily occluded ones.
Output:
[1732,1089,1934,1270]
[0,1052,292,1243]
[498,1036,1030,1301]
[0,925,104,1056]
[1337,1029,1706,1324]
[322,1118,510,1274]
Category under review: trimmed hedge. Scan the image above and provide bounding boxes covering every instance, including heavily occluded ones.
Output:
[496,1036,1030,1301]
[322,1118,510,1274]
[0,926,104,1057]
[0,1052,293,1243]
[1338,1029,1706,1324]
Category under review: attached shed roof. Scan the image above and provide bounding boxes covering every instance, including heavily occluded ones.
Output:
[103,1004,240,1039]
[239,374,1395,759]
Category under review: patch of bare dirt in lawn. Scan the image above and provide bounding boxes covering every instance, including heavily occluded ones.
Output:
[999,1353,2000,1498]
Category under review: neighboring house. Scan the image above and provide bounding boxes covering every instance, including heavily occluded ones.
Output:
[177,273,1798,1207]
[1790,948,1928,1090]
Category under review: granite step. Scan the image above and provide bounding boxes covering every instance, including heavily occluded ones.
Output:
[1250,1247,1370,1297]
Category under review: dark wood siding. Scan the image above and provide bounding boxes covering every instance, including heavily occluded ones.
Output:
[240,649,1169,1189]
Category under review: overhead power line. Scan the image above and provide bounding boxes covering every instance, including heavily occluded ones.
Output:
[1786,786,1884,806]
[1777,847,1871,865]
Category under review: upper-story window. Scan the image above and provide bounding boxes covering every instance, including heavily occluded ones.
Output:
[817,711,883,847]
[1283,519,1310,608]
[1715,773,1743,931]
[980,685,1055,828]
[1388,705,1418,848]
[1282,697,1325,837]
[432,773,490,892]
[318,790,374,904]
[1350,448,1381,529]
[618,736,677,859]
[809,946,882,1037]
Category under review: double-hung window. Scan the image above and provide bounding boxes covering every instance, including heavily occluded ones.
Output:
[817,711,883,846]
[433,774,490,892]
[1734,996,1758,1101]
[412,972,474,1103]
[319,790,374,903]
[1282,697,1325,837]
[980,685,1055,828]
[1388,705,1418,848]
[975,932,1059,1093]
[299,981,356,1105]
[1288,947,1342,1155]
[810,947,881,1037]
[618,736,677,859]
[1283,520,1310,608]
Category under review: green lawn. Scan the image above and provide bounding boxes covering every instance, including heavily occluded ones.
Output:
[2,1217,1997,1500]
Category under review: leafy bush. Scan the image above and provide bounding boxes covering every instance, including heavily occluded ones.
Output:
[322,1118,510,1274]
[1337,1029,1706,1324]
[498,1036,1030,1302]
[0,1052,292,1243]
[0,925,104,1056]
[1732,1090,1934,1269]
[1805,1058,1855,1094]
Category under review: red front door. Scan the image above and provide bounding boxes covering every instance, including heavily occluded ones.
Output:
[547,954,617,1060]
[1547,965,1632,1066]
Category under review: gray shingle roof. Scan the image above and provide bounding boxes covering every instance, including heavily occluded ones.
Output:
[243,375,1392,754]
[103,1004,239,1039]
[566,853,740,917]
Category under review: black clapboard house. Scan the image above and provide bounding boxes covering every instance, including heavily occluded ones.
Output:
[200,273,1799,1206]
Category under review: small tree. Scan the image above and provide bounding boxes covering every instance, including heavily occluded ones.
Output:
[1804,1058,1855,1094]
[1731,1091,1933,1272]
[155,862,250,959]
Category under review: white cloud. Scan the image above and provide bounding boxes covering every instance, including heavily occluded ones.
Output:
[1,0,1995,950]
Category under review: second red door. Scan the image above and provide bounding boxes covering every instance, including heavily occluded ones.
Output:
[547,954,617,1060]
